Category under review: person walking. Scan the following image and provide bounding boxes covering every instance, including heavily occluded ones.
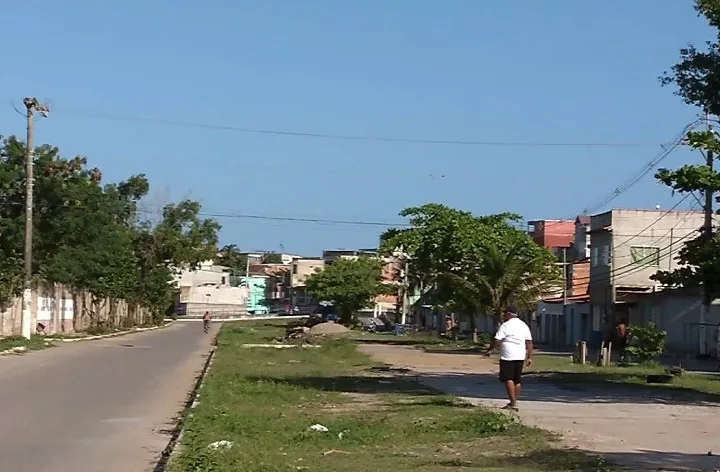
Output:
[485,305,533,411]
[202,311,211,334]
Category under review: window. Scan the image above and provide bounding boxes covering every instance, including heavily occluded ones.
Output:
[591,247,599,267]
[600,245,611,266]
[292,265,298,274]
[630,246,660,267]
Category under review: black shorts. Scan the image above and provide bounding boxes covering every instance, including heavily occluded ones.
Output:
[499,359,524,385]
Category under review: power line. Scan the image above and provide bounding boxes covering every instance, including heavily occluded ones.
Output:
[611,193,695,251]
[49,105,667,148]
[579,119,702,216]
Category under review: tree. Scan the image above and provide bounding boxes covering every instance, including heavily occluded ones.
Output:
[380,203,559,341]
[442,237,561,326]
[216,244,248,273]
[0,134,221,328]
[262,252,283,264]
[305,257,392,325]
[653,0,720,293]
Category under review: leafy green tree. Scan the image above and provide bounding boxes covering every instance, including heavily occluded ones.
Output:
[262,252,283,264]
[381,203,559,340]
[305,257,392,325]
[216,244,248,274]
[442,237,561,326]
[0,135,220,328]
[653,0,720,293]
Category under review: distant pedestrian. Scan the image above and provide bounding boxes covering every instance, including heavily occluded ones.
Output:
[485,305,533,411]
[202,311,211,334]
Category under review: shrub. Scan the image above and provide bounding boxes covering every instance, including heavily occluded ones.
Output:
[625,322,667,364]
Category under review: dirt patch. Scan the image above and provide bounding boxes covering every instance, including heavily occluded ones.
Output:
[359,343,720,472]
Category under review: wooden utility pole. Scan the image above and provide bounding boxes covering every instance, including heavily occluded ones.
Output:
[21,98,49,339]
[700,115,714,355]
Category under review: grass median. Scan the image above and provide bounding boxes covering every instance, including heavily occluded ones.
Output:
[170,322,605,472]
[0,335,53,352]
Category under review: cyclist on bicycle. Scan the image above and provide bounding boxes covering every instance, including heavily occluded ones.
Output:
[202,311,211,333]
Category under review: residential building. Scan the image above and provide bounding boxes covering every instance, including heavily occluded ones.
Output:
[528,219,575,253]
[573,215,591,260]
[322,249,378,264]
[588,208,709,346]
[238,275,269,314]
[290,258,325,313]
[173,260,249,317]
[620,287,720,355]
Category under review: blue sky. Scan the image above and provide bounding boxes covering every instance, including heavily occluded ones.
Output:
[0,1,712,255]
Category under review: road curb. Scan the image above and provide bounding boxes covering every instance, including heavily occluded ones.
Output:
[152,331,218,472]
[0,322,174,357]
[57,321,174,343]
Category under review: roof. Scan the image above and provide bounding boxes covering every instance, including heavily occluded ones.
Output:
[541,294,590,303]
[576,215,590,225]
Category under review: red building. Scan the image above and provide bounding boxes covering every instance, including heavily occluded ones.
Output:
[528,219,574,251]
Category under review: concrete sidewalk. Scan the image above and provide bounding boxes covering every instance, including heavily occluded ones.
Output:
[0,322,218,472]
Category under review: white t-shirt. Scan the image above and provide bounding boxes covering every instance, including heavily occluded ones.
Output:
[494,317,533,361]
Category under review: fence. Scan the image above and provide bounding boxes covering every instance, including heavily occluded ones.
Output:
[0,283,151,337]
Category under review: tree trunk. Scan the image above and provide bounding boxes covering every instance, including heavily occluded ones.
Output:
[470,313,478,343]
[339,307,354,326]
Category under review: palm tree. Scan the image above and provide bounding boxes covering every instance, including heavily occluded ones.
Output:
[442,239,561,342]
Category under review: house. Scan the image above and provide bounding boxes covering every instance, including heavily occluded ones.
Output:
[173,260,249,317]
[574,215,591,260]
[528,219,575,255]
[536,260,590,346]
[237,275,269,314]
[588,208,709,346]
[535,215,593,347]
[290,258,325,314]
[620,287,720,355]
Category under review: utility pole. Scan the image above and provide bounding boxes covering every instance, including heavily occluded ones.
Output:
[401,259,410,325]
[700,114,714,356]
[562,247,568,313]
[21,98,49,340]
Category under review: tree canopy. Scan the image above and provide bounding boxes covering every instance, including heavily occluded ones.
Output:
[380,204,560,334]
[0,135,220,325]
[653,0,720,295]
[305,257,392,325]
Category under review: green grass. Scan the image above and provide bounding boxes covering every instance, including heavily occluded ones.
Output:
[0,335,54,352]
[529,354,720,400]
[170,322,608,472]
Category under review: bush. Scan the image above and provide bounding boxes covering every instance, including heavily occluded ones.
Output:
[625,322,666,364]
[476,332,493,347]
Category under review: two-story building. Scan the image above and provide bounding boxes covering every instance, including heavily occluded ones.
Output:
[587,208,707,346]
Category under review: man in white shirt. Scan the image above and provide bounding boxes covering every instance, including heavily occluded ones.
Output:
[485,305,533,411]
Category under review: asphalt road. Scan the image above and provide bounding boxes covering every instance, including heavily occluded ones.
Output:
[0,321,218,472]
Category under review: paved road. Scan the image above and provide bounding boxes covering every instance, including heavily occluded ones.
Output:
[0,322,217,472]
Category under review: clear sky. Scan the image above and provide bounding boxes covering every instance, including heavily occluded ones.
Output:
[0,1,713,255]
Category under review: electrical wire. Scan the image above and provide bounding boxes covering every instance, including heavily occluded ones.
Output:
[570,229,697,284]
[49,104,667,148]
[578,118,702,216]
